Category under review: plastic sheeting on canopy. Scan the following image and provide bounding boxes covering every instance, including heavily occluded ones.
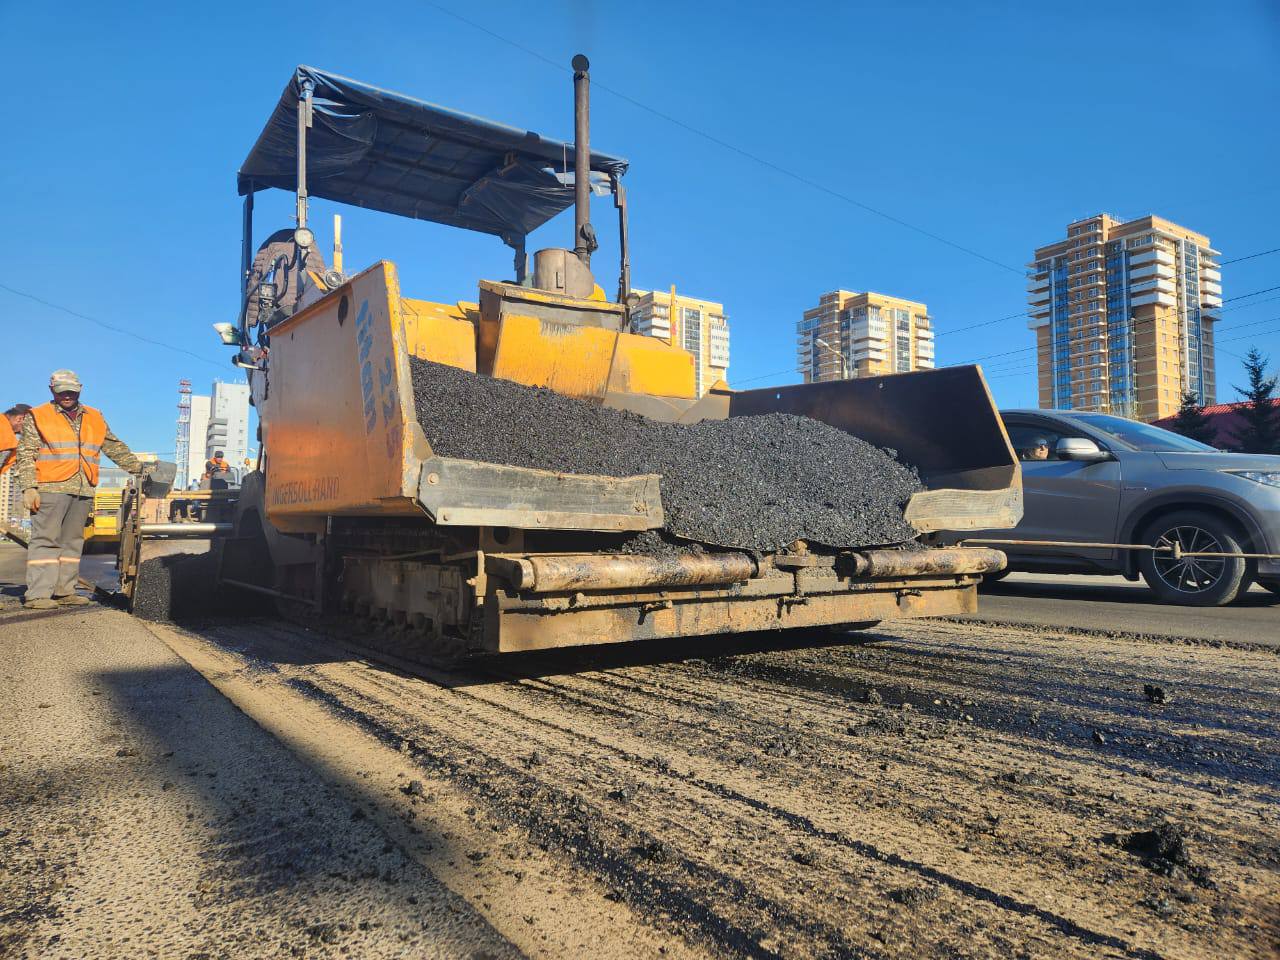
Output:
[237,66,629,246]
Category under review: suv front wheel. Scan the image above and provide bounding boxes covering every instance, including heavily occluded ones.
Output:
[1138,510,1248,607]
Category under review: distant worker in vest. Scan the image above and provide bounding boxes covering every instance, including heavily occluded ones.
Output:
[203,449,232,491]
[1,403,32,476]
[16,370,144,609]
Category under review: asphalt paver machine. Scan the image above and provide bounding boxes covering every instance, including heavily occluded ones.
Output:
[118,60,1021,659]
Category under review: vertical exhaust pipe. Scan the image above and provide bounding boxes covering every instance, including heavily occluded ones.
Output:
[572,54,594,267]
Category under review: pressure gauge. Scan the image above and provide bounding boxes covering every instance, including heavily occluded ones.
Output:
[294,226,315,248]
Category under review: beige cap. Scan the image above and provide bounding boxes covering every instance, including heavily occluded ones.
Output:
[50,369,83,393]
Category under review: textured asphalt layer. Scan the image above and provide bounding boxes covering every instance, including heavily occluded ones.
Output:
[410,359,922,551]
[0,544,521,959]
[131,552,220,622]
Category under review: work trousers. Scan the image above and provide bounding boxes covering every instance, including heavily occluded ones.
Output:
[26,493,93,600]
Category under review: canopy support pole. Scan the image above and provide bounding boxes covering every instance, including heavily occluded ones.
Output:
[296,79,314,230]
[513,236,528,284]
[241,190,254,300]
[613,175,630,309]
[572,55,593,267]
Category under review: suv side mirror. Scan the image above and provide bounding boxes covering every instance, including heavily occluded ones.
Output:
[1057,437,1110,462]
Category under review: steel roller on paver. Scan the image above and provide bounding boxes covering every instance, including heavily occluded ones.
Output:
[117,62,1021,659]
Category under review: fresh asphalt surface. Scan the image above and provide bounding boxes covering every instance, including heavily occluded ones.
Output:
[965,572,1280,649]
[6,543,1280,958]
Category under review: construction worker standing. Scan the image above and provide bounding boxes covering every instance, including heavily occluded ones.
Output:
[1,404,32,475]
[16,370,144,609]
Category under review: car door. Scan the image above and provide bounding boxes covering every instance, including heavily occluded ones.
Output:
[1003,417,1124,563]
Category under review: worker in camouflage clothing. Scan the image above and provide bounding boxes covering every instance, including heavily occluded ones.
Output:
[16,370,144,608]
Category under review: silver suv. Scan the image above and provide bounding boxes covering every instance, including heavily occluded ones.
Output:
[983,410,1280,606]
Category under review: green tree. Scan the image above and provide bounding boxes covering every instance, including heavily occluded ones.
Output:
[1229,348,1280,454]
[1169,390,1218,447]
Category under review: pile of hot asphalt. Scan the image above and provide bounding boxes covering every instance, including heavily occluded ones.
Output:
[410,359,923,552]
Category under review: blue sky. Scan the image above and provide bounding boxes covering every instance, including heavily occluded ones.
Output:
[2,0,1277,456]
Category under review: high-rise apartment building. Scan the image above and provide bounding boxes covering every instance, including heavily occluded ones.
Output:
[797,291,935,383]
[178,395,212,490]
[630,288,730,396]
[189,396,211,485]
[175,381,249,489]
[207,381,251,472]
[0,465,22,525]
[1029,214,1221,421]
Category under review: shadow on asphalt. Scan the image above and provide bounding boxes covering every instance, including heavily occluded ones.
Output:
[79,660,513,943]
[168,613,894,688]
[449,626,891,687]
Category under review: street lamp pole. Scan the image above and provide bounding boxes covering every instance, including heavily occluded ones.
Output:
[814,338,848,380]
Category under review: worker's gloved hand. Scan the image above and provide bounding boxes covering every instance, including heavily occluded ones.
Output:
[22,488,40,513]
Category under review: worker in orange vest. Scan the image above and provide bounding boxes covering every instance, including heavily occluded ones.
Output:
[0,403,32,478]
[15,370,144,609]
[203,450,230,480]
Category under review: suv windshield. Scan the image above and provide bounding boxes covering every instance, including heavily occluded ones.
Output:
[1065,413,1217,453]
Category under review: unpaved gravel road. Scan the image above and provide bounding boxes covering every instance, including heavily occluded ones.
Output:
[138,611,1280,960]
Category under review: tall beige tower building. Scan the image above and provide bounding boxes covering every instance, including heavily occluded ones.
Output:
[1029,214,1221,421]
[0,466,23,525]
[797,290,934,383]
[630,288,730,396]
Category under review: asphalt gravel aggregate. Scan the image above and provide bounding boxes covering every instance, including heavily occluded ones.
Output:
[409,358,923,551]
[132,552,220,622]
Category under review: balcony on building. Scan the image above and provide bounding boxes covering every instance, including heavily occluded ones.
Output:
[1129,278,1176,297]
[1128,248,1175,268]
[635,321,671,338]
[1200,280,1222,296]
[1200,267,1221,283]
[1027,275,1050,294]
[1202,292,1223,308]
[848,321,888,340]
[1130,290,1176,308]
[1129,263,1175,282]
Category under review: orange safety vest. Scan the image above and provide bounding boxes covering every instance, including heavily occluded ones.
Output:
[31,403,108,486]
[0,417,15,475]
